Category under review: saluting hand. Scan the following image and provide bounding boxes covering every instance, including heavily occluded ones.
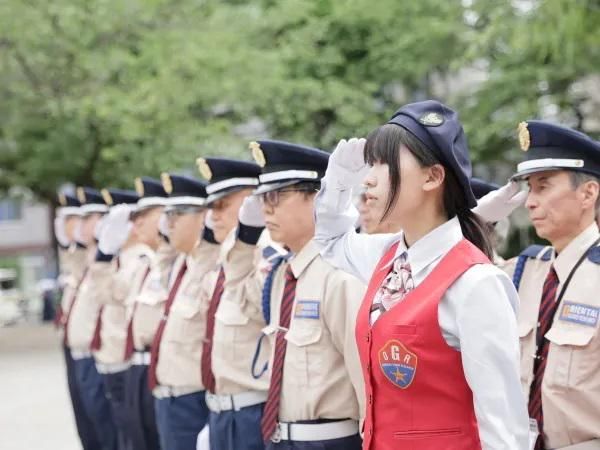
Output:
[97,204,133,255]
[472,181,528,223]
[325,137,369,190]
[239,195,265,228]
[54,214,70,247]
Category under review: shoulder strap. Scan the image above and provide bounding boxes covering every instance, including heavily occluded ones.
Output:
[512,245,553,290]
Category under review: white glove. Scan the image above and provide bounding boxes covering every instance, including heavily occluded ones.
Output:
[325,138,369,190]
[472,181,527,223]
[196,425,210,450]
[158,213,169,238]
[205,210,215,230]
[97,204,133,255]
[94,215,107,241]
[54,215,70,247]
[239,195,265,227]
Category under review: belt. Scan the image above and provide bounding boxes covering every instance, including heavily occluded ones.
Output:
[205,391,268,413]
[152,385,203,399]
[131,351,151,366]
[271,419,358,443]
[70,349,92,360]
[558,439,600,450]
[95,361,131,374]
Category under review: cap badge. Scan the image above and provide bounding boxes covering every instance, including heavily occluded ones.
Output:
[161,173,173,194]
[101,189,113,206]
[134,177,144,196]
[196,158,213,180]
[419,112,444,126]
[76,187,86,203]
[249,141,266,167]
[58,193,67,206]
[518,122,530,151]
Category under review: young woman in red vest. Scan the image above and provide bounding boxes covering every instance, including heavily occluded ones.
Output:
[314,100,530,450]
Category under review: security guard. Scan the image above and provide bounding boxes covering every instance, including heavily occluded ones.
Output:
[122,177,170,450]
[193,157,267,450]
[55,191,102,450]
[64,187,118,450]
[149,173,219,450]
[232,141,366,450]
[511,121,600,450]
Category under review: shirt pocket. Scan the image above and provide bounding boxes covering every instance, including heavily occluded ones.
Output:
[544,324,597,388]
[175,281,206,320]
[284,324,323,387]
[518,322,535,387]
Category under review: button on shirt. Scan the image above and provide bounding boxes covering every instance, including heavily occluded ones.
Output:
[314,180,530,450]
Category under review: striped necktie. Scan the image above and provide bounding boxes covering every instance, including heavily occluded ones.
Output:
[528,266,559,450]
[261,265,297,443]
[200,267,226,393]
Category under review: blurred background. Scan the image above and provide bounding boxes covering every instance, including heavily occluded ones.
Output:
[0,0,599,335]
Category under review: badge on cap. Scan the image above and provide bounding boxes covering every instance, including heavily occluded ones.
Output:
[419,112,444,127]
[101,189,113,206]
[77,187,86,203]
[196,158,213,180]
[249,141,266,167]
[135,177,144,196]
[58,193,67,206]
[161,172,173,194]
[518,122,530,151]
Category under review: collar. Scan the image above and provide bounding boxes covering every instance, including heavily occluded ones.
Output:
[384,216,463,276]
[553,221,600,283]
[289,240,321,279]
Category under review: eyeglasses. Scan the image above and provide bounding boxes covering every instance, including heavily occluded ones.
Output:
[260,188,318,207]
[165,206,206,217]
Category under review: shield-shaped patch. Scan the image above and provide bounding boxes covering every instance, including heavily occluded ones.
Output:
[378,339,418,389]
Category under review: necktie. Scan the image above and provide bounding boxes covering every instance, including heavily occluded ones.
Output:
[62,268,89,346]
[370,252,414,323]
[123,266,152,360]
[261,265,297,443]
[147,261,188,390]
[528,266,559,450]
[200,267,226,393]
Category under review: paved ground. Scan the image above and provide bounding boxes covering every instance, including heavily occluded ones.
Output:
[0,323,80,450]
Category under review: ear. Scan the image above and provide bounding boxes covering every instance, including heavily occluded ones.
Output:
[579,179,600,211]
[422,164,445,192]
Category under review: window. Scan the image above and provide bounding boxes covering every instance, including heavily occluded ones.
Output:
[0,199,22,221]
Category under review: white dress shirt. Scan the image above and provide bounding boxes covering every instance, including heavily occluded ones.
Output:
[314,180,530,450]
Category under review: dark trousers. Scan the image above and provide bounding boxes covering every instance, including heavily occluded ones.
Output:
[102,370,131,450]
[266,434,362,450]
[73,357,118,450]
[124,364,160,450]
[154,391,209,450]
[209,403,265,450]
[63,346,102,450]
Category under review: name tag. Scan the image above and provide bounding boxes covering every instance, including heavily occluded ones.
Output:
[559,302,600,327]
[294,300,320,319]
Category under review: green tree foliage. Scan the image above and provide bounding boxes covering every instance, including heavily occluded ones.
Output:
[0,0,598,201]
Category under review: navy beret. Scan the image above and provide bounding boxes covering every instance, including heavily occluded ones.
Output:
[388,100,477,208]
[471,177,500,200]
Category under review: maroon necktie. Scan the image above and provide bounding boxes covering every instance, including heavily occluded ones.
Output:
[62,268,89,346]
[200,267,225,393]
[147,261,188,390]
[261,266,297,442]
[123,266,152,360]
[528,266,560,450]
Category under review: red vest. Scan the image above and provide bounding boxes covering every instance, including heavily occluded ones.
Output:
[356,239,488,450]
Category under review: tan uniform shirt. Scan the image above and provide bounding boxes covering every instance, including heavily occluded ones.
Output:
[212,230,282,395]
[267,240,365,423]
[65,246,99,350]
[91,243,153,365]
[132,241,178,351]
[58,245,88,321]
[517,222,600,448]
[155,239,220,388]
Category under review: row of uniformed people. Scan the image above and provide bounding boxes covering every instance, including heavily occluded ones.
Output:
[54,99,600,450]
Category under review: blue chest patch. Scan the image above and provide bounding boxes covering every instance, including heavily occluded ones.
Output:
[294,300,320,319]
[559,302,600,327]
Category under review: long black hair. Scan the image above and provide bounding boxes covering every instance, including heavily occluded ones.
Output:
[364,124,494,259]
